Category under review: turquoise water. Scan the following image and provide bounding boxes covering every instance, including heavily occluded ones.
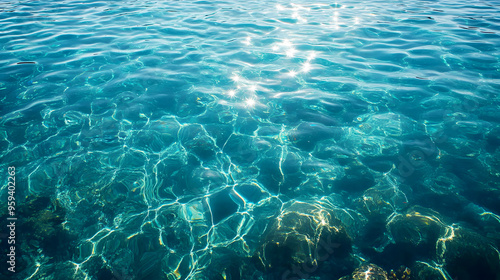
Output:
[1,0,500,279]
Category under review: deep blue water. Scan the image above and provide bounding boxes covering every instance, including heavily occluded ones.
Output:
[1,0,500,279]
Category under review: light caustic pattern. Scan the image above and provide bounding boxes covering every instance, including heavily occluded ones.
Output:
[0,0,499,279]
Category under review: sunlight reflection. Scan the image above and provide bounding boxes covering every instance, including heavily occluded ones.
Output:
[286,47,297,58]
[291,11,307,24]
[243,36,251,46]
[277,3,311,12]
[271,39,296,54]
[227,90,236,97]
[291,3,310,11]
[333,11,340,29]
[231,74,240,83]
[288,70,297,77]
[248,84,257,92]
[245,98,256,108]
[301,62,311,73]
[307,51,317,61]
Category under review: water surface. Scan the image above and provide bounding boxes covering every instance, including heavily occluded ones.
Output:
[1,0,500,279]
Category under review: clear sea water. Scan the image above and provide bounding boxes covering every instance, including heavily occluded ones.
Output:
[1,0,500,279]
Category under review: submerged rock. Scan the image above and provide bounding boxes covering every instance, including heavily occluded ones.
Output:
[338,263,411,280]
[436,225,500,280]
[387,206,445,248]
[355,183,408,222]
[388,266,411,280]
[410,261,448,280]
[338,263,388,280]
[254,199,352,276]
[368,206,448,265]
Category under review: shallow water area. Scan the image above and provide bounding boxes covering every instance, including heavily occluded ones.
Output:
[1,0,500,279]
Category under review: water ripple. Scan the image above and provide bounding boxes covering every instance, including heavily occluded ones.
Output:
[1,0,500,279]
